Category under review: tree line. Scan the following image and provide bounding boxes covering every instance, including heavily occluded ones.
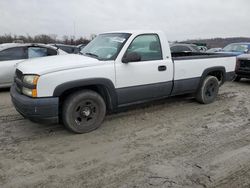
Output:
[183,37,250,48]
[0,34,94,45]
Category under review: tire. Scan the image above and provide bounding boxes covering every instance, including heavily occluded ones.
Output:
[62,90,106,134]
[234,76,241,82]
[196,76,219,104]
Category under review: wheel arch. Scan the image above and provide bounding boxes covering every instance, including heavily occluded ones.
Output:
[199,66,226,87]
[53,78,118,112]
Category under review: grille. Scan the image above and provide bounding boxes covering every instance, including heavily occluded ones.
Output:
[240,60,250,68]
[15,69,23,93]
[16,69,23,80]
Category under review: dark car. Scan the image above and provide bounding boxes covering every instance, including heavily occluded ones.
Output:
[77,44,87,52]
[235,54,250,81]
[170,43,200,53]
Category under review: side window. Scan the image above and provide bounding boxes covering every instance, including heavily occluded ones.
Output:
[28,47,57,58]
[125,34,162,61]
[28,47,47,58]
[0,47,27,61]
[47,48,57,56]
[60,46,74,54]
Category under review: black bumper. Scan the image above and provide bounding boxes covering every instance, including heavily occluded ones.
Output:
[235,70,250,79]
[10,85,59,124]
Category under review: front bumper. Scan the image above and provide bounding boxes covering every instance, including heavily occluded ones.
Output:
[10,85,59,124]
[235,70,250,79]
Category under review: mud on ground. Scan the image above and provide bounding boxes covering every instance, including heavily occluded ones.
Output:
[1,81,250,188]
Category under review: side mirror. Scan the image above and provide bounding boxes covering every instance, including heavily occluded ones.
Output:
[122,52,141,63]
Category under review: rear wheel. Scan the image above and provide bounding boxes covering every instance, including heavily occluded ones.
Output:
[196,76,219,104]
[62,90,106,134]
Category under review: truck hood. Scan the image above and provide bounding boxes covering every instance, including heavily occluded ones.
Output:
[17,54,103,75]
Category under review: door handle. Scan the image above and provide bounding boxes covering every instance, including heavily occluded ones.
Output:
[158,65,167,71]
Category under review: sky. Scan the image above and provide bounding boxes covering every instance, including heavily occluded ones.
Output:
[0,0,249,41]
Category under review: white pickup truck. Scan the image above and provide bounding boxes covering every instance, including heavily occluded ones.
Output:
[11,30,236,133]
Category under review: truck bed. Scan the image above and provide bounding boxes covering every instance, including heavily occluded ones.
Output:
[172,52,236,60]
[171,52,236,95]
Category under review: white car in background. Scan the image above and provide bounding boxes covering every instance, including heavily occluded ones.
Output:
[206,48,222,53]
[0,43,67,88]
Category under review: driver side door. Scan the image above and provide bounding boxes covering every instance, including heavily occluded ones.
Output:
[115,34,173,106]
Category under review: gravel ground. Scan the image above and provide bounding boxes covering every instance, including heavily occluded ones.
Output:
[1,81,250,188]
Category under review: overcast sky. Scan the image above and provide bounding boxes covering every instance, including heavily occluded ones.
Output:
[0,0,249,40]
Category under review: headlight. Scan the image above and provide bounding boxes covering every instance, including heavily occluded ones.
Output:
[22,87,38,97]
[22,75,39,97]
[22,87,33,97]
[23,75,39,85]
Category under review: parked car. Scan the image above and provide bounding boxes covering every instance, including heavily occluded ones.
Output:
[220,43,250,55]
[77,44,87,52]
[51,44,79,54]
[170,43,200,53]
[11,30,236,133]
[234,54,250,81]
[197,46,207,52]
[206,48,222,53]
[0,43,67,88]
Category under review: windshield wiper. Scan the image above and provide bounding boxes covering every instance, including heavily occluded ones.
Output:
[85,52,99,59]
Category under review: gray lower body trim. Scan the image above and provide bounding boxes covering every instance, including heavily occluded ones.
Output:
[225,71,236,81]
[171,77,200,95]
[117,82,173,105]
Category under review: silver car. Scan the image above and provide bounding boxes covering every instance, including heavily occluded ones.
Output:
[0,43,67,88]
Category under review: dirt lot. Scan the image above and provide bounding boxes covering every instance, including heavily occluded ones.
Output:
[1,81,250,188]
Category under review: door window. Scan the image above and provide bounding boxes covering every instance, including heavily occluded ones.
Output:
[125,34,163,61]
[0,47,27,61]
[28,47,57,58]
[28,47,47,58]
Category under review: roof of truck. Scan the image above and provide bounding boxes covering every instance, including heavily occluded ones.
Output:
[101,30,163,35]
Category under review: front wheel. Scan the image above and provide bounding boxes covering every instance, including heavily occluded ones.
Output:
[62,90,106,134]
[196,76,219,104]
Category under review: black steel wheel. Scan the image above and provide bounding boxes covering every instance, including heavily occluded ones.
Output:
[62,90,106,133]
[196,76,219,104]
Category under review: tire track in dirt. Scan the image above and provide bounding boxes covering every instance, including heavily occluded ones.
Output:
[0,114,23,123]
[1,82,250,187]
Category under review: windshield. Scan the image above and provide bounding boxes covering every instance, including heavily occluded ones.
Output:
[81,33,131,60]
[223,44,249,53]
